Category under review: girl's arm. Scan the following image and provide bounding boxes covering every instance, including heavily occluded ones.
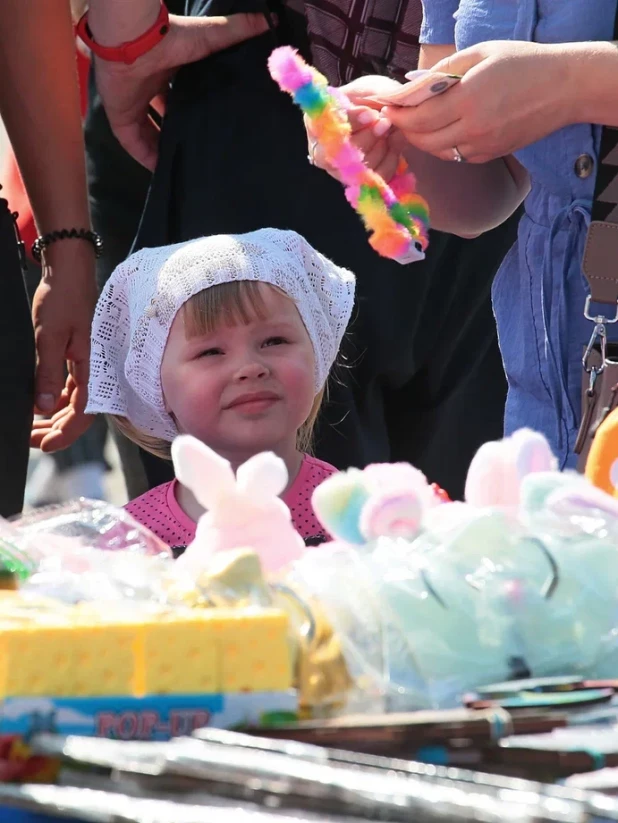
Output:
[0,0,97,449]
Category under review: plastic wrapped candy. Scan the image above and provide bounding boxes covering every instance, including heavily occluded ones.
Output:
[281,429,618,714]
[10,498,172,559]
[0,519,35,582]
[518,471,618,678]
[6,499,174,604]
[285,523,561,712]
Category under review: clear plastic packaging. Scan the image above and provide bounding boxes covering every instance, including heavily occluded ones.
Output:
[3,502,283,611]
[5,454,618,717]
[11,498,173,559]
[284,482,618,712]
[6,499,174,604]
[0,519,35,580]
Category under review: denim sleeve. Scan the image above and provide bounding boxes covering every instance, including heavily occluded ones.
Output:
[420,0,459,44]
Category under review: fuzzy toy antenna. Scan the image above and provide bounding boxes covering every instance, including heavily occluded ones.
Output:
[268,47,430,265]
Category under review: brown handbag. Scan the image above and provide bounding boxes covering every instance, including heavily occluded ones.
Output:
[573,9,618,468]
[574,154,618,467]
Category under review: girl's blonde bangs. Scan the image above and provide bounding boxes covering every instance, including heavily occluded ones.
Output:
[182,281,271,338]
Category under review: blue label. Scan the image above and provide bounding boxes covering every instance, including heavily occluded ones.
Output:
[0,692,296,742]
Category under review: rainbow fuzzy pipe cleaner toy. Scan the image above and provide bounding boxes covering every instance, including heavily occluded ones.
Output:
[268,46,430,264]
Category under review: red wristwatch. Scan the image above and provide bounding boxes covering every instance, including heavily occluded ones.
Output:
[76,3,170,65]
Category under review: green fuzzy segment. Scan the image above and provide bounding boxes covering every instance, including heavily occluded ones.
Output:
[406,201,430,223]
[389,202,414,231]
[358,184,386,208]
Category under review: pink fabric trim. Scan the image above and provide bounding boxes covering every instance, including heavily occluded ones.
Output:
[166,479,198,534]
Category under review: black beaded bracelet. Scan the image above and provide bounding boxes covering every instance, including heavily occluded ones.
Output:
[31,228,104,263]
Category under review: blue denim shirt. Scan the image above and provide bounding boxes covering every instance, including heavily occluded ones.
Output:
[420,0,617,467]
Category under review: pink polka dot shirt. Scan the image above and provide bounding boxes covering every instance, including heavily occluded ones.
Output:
[125,454,336,551]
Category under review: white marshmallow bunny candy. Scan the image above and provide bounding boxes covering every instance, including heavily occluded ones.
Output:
[172,435,236,512]
[171,435,305,574]
[236,452,288,501]
[465,428,557,508]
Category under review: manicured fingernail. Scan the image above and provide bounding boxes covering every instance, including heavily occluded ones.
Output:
[404,69,427,81]
[37,394,55,412]
[358,110,378,125]
[373,119,391,137]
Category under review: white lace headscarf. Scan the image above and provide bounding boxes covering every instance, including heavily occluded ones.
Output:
[86,229,356,441]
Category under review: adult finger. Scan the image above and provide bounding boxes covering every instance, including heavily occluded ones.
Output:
[39,411,95,453]
[38,384,94,453]
[384,94,460,136]
[348,129,379,159]
[306,107,382,146]
[304,118,330,172]
[31,406,70,434]
[31,406,69,448]
[310,143,342,180]
[341,75,402,107]
[374,150,401,183]
[30,358,90,451]
[363,139,390,175]
[173,13,270,66]
[69,372,91,430]
[347,106,381,133]
[113,119,160,172]
[387,116,470,160]
[31,426,47,448]
[33,328,67,415]
[431,43,489,77]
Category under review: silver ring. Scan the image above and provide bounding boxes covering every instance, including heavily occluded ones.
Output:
[452,145,466,163]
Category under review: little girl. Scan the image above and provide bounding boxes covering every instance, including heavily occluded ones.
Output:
[86,228,356,550]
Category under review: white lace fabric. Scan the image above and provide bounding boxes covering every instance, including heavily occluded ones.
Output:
[87,229,356,440]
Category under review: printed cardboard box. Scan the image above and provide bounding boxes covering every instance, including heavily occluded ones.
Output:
[0,690,297,782]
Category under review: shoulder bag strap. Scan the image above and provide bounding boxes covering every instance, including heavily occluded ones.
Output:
[581,3,618,314]
[574,2,618,462]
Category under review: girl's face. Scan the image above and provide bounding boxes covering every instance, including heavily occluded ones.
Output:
[160,284,316,462]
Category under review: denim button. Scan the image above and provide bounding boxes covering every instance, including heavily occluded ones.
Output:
[574,154,594,179]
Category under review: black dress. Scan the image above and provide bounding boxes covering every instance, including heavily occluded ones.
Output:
[0,195,35,517]
[131,0,519,499]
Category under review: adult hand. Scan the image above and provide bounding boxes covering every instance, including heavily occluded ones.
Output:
[30,241,98,452]
[384,41,571,164]
[94,13,270,170]
[305,76,403,184]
